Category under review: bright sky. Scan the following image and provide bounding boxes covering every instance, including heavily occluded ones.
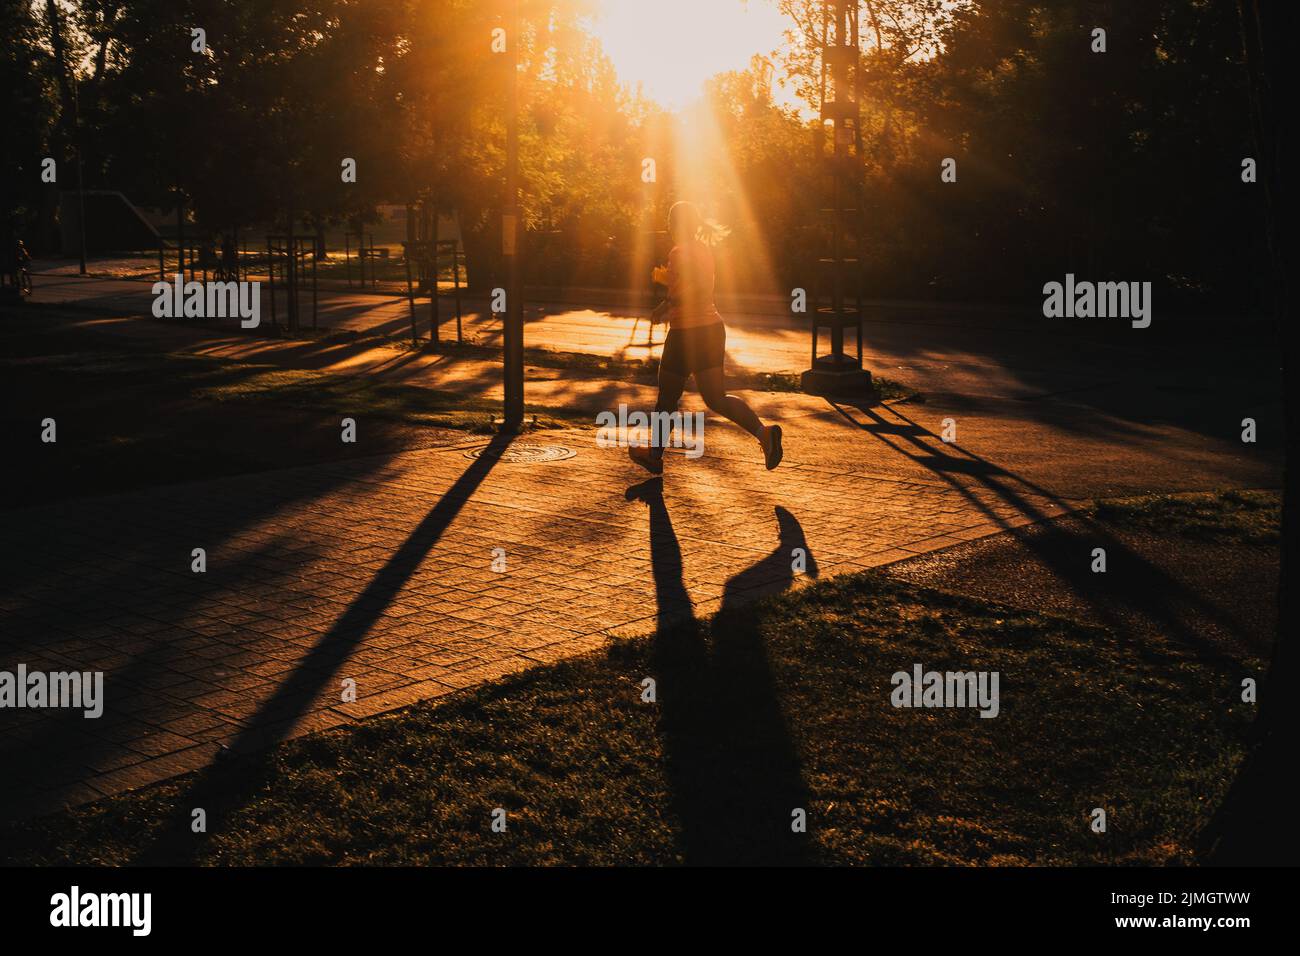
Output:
[587,0,793,110]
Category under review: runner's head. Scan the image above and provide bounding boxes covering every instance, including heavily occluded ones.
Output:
[669,201,730,247]
[668,201,702,244]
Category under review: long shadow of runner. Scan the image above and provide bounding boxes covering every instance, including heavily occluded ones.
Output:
[132,432,514,864]
[626,478,815,866]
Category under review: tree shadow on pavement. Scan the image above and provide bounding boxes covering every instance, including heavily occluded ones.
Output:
[833,399,1256,670]
[128,432,515,864]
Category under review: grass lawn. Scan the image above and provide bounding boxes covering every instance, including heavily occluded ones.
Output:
[0,492,1272,866]
[1091,490,1280,545]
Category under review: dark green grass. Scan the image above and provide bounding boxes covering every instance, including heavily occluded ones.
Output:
[0,565,1262,866]
[1091,490,1280,545]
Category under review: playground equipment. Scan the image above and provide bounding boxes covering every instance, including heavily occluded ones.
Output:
[58,190,159,255]
[158,240,217,283]
[147,194,247,288]
[401,201,463,348]
[801,0,875,397]
[213,231,244,281]
[153,193,243,285]
[344,231,383,290]
[265,233,318,333]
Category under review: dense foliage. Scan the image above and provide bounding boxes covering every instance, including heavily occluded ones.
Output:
[5,0,1267,307]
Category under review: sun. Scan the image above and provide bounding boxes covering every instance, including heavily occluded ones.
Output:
[586,0,792,110]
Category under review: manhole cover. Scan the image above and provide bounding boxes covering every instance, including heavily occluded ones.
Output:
[464,443,576,463]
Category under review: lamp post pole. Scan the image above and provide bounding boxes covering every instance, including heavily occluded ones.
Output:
[800,0,874,398]
[502,0,524,432]
[73,77,87,276]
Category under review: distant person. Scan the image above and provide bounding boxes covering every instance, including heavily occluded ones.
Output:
[628,201,782,474]
[16,237,31,293]
[1,224,31,296]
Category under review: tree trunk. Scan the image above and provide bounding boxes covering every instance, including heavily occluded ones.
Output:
[1203,0,1295,866]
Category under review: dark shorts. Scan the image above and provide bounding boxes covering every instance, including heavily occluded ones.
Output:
[661,322,725,376]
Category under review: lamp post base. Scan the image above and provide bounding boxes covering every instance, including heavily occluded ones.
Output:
[800,358,878,399]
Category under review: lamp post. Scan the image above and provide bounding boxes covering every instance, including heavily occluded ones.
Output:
[502,0,524,432]
[72,77,87,276]
[800,0,875,398]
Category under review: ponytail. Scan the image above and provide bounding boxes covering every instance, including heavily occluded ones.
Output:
[696,217,731,247]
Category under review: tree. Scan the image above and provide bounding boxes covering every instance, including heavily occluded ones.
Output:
[0,0,60,246]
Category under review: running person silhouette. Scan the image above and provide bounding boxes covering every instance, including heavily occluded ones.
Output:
[629,201,783,474]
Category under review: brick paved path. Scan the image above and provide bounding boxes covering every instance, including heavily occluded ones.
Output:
[0,412,1073,819]
[24,272,1077,394]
